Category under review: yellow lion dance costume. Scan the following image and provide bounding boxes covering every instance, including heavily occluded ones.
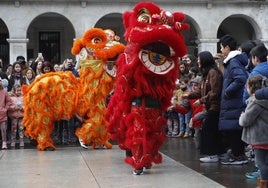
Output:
[22,28,125,150]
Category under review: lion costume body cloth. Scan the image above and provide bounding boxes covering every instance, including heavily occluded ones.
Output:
[106,2,189,170]
[22,28,125,150]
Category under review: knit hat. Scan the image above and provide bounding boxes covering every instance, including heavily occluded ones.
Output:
[2,78,8,88]
[191,76,201,84]
[0,77,8,91]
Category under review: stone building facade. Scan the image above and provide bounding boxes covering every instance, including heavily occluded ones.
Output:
[0,0,267,67]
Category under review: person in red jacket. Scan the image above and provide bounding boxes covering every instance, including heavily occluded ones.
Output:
[0,77,12,149]
[8,84,24,148]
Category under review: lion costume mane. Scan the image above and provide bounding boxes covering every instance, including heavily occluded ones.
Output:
[106,2,189,171]
[22,28,125,150]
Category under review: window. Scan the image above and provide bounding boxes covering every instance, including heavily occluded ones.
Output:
[39,32,60,64]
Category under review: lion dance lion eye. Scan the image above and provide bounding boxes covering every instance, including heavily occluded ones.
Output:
[137,8,151,23]
[92,38,102,44]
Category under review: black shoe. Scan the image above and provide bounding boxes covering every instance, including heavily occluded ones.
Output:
[126,150,132,157]
[45,147,55,151]
[133,168,143,175]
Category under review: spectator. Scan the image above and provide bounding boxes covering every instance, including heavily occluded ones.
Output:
[239,75,268,187]
[0,77,13,149]
[182,54,198,69]
[24,68,36,85]
[36,61,53,79]
[175,75,205,148]
[242,44,268,179]
[214,53,225,75]
[62,58,79,77]
[32,53,44,77]
[53,64,61,72]
[178,60,189,79]
[5,64,13,79]
[189,51,224,163]
[35,61,43,77]
[237,40,257,74]
[27,58,35,69]
[243,45,268,104]
[176,76,191,138]
[16,56,28,74]
[165,80,180,138]
[0,59,8,80]
[219,34,249,165]
[7,62,27,92]
[8,84,24,149]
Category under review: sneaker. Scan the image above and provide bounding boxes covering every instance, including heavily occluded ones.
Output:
[172,133,179,138]
[200,155,219,163]
[133,168,143,175]
[45,147,55,151]
[166,133,172,137]
[10,142,16,148]
[183,132,190,138]
[219,152,231,161]
[245,168,260,179]
[19,141,24,148]
[125,150,133,157]
[79,138,88,149]
[2,141,7,149]
[221,154,248,165]
[178,132,184,137]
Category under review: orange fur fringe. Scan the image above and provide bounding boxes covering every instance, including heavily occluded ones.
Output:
[23,28,125,150]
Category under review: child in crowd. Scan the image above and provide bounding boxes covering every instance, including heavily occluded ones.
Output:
[7,62,27,92]
[1,78,9,91]
[8,84,24,148]
[0,77,13,149]
[41,61,54,74]
[175,76,191,138]
[239,75,268,187]
[174,76,206,147]
[166,79,180,137]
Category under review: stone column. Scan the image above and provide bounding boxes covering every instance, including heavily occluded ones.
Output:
[6,38,29,64]
[197,38,219,56]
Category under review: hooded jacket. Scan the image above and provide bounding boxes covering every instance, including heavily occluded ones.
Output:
[243,62,268,103]
[219,51,248,130]
[8,94,24,119]
[255,87,268,100]
[0,89,12,122]
[240,96,268,145]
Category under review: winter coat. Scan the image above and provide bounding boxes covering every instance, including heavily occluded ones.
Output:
[0,89,13,122]
[239,96,268,145]
[219,51,248,130]
[199,68,222,112]
[255,87,268,100]
[243,62,268,103]
[7,73,27,91]
[8,95,24,119]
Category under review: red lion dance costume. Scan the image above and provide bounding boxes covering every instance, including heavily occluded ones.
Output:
[22,28,125,151]
[106,2,189,175]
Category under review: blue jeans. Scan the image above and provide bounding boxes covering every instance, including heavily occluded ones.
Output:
[179,110,191,133]
[255,148,268,180]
